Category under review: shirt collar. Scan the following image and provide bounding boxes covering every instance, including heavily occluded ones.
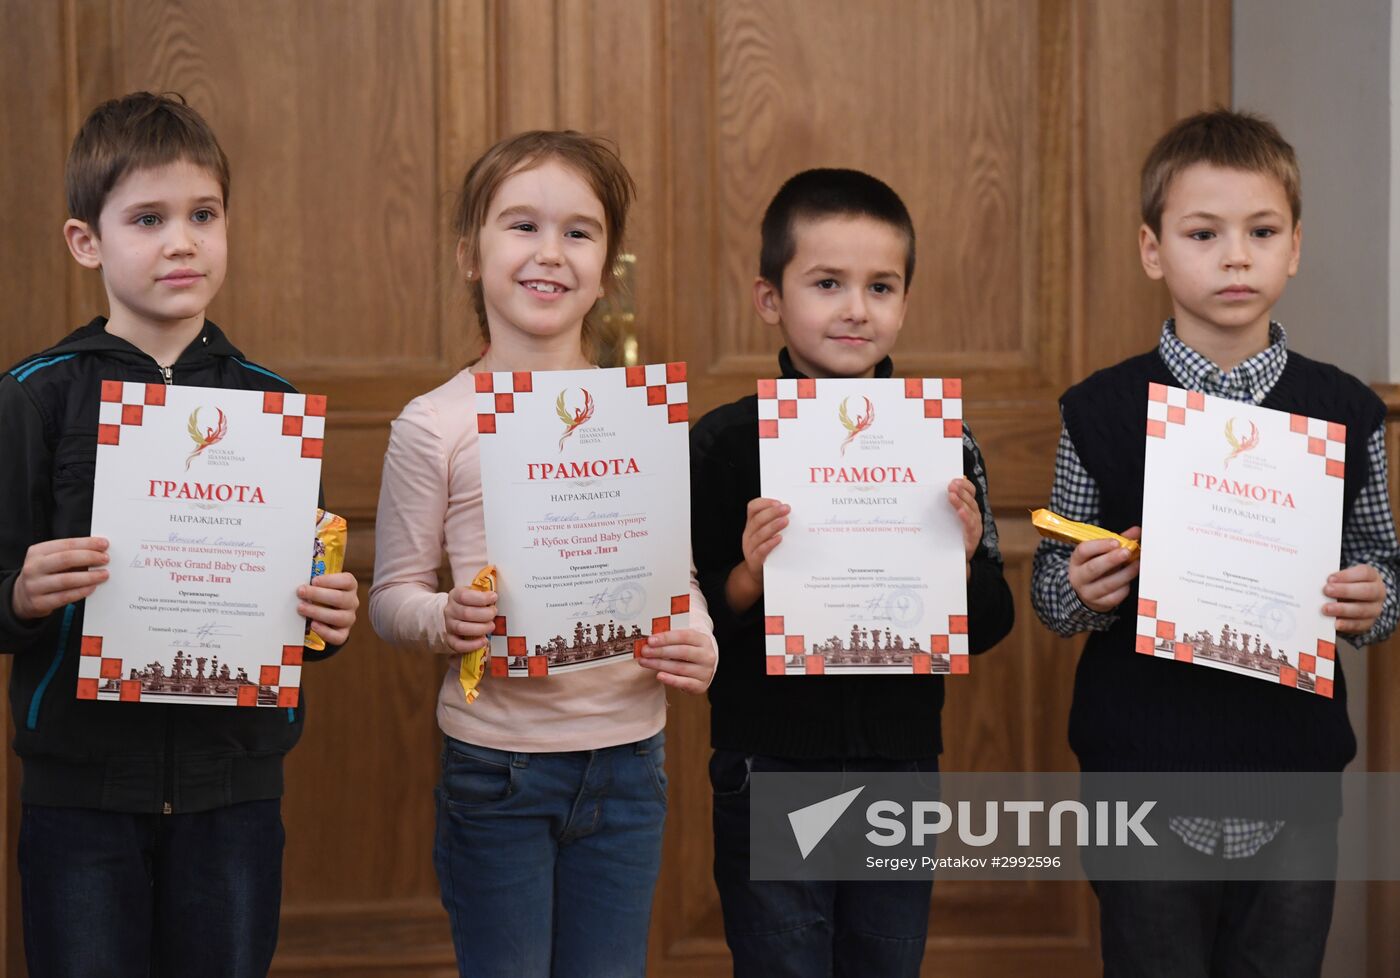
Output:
[777,347,895,380]
[1157,318,1288,405]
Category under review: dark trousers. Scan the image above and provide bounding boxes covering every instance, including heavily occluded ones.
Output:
[710,750,937,978]
[1089,822,1337,978]
[19,799,284,978]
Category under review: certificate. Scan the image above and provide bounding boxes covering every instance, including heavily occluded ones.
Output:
[474,363,692,677]
[1136,383,1342,696]
[757,377,968,675]
[80,381,325,707]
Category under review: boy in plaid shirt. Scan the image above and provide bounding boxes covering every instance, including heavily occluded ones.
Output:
[1031,109,1399,977]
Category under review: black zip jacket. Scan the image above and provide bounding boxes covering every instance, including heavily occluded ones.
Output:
[691,349,1016,759]
[0,317,339,813]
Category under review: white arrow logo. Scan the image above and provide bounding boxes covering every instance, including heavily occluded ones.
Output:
[788,786,865,859]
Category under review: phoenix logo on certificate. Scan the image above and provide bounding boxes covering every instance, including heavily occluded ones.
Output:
[757,377,968,676]
[1136,383,1344,696]
[81,382,326,708]
[475,363,692,677]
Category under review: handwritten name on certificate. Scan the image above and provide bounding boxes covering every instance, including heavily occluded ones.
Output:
[80,382,325,707]
[757,377,968,676]
[1136,383,1344,696]
[474,364,691,677]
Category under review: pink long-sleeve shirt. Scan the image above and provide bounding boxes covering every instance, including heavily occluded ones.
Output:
[370,368,713,752]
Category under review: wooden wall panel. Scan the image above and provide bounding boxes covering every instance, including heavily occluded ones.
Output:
[0,1,1236,975]
[113,1,446,369]
[0,2,73,973]
[1081,1,1231,376]
[647,1,1230,974]
[0,2,494,974]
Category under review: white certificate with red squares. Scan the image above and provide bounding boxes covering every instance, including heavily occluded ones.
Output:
[1136,383,1344,696]
[80,381,325,708]
[757,377,968,676]
[474,363,692,677]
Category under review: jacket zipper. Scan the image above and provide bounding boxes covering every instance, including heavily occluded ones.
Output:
[155,357,174,811]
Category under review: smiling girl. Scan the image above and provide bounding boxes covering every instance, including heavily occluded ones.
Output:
[369,131,716,978]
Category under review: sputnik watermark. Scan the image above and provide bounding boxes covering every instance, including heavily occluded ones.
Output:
[748,771,1384,881]
[864,799,1158,848]
[788,791,1156,859]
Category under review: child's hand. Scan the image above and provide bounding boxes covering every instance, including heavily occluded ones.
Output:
[443,583,497,654]
[948,478,982,578]
[1067,527,1141,613]
[12,537,110,620]
[1325,563,1386,635]
[636,627,716,694]
[299,572,360,647]
[725,498,789,614]
[741,498,789,581]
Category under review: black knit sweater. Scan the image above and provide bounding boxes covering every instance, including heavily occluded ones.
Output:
[1060,349,1384,775]
[690,350,1016,759]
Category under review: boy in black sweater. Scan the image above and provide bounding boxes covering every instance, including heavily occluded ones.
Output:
[1030,110,1399,977]
[0,93,360,977]
[690,169,1015,978]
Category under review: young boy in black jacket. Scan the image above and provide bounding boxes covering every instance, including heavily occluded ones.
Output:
[1031,110,1399,977]
[0,92,359,978]
[690,169,1015,978]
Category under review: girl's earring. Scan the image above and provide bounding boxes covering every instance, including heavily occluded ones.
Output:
[466,270,476,281]
[598,286,605,298]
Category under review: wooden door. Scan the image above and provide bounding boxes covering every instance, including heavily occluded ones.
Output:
[0,2,1228,975]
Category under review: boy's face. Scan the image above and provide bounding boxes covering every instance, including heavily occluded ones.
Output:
[465,159,608,347]
[754,215,909,379]
[65,160,228,333]
[1140,163,1300,342]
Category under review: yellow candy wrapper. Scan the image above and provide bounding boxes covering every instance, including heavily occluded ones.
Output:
[457,565,497,704]
[305,509,348,651]
[1030,508,1139,558]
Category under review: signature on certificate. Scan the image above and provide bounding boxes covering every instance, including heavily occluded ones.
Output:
[566,582,646,618]
[167,622,242,648]
[857,588,924,627]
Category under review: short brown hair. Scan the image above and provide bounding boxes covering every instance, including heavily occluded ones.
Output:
[1141,109,1300,235]
[760,168,915,292]
[451,130,635,350]
[66,92,230,232]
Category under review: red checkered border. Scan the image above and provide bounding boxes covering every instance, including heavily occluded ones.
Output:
[475,363,689,434]
[756,377,963,440]
[1144,382,1206,440]
[96,382,326,461]
[261,390,328,460]
[1287,413,1346,480]
[96,380,167,446]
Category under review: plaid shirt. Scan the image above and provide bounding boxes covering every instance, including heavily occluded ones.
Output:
[963,426,1002,561]
[1031,320,1400,858]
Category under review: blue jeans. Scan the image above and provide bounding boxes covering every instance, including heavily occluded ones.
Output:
[18,799,284,978]
[433,732,668,978]
[710,750,938,978]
